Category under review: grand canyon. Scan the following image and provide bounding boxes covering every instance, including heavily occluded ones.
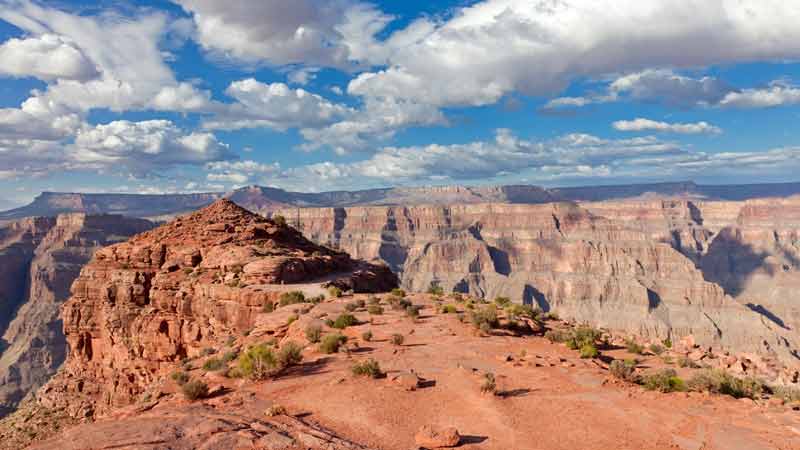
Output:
[0,182,799,449]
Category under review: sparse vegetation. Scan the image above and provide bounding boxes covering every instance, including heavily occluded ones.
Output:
[390,288,406,298]
[609,359,639,382]
[440,304,457,314]
[238,343,278,380]
[470,305,499,331]
[276,341,303,368]
[480,372,497,394]
[677,356,699,368]
[332,313,357,329]
[648,343,665,355]
[427,282,444,297]
[181,379,209,401]
[642,369,686,393]
[319,333,347,354]
[361,330,373,342]
[625,339,644,355]
[272,215,287,227]
[202,357,225,371]
[770,385,800,403]
[388,296,412,310]
[580,343,599,359]
[351,358,382,378]
[328,286,343,298]
[279,291,306,306]
[687,369,763,399]
[405,305,422,320]
[265,404,287,417]
[367,295,380,305]
[565,326,603,351]
[221,350,238,363]
[200,347,217,356]
[183,267,194,275]
[494,296,511,307]
[545,329,571,343]
[170,370,190,386]
[367,304,384,315]
[286,314,299,326]
[305,324,323,343]
[391,333,405,346]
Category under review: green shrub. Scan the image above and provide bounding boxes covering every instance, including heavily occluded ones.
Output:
[441,304,457,314]
[494,296,511,307]
[344,302,359,312]
[391,333,404,346]
[545,329,571,343]
[276,341,303,368]
[305,324,323,343]
[237,343,278,380]
[609,359,639,382]
[279,291,306,306]
[625,340,644,355]
[308,294,325,304]
[687,369,764,399]
[367,304,384,315]
[662,338,672,348]
[580,343,599,359]
[202,357,225,371]
[389,296,412,310]
[505,304,537,320]
[480,373,496,394]
[183,267,194,275]
[770,385,800,402]
[351,358,382,378]
[427,282,444,297]
[677,356,699,368]
[405,305,422,319]
[200,347,217,356]
[332,313,357,329]
[272,215,287,227]
[286,314,299,326]
[470,305,499,330]
[642,369,686,393]
[566,326,603,350]
[182,379,209,400]
[319,333,347,354]
[390,288,406,298]
[367,295,380,305]
[361,330,373,342]
[649,343,665,355]
[221,351,238,363]
[328,286,343,298]
[170,370,190,385]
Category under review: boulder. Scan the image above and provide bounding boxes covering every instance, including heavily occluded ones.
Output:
[415,425,460,448]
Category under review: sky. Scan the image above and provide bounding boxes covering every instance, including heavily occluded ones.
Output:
[1,0,800,204]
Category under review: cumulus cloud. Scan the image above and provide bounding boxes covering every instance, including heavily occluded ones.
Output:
[613,118,722,135]
[0,34,98,81]
[203,79,353,131]
[205,160,280,185]
[718,82,800,108]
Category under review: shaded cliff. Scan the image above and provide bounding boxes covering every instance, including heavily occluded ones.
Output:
[0,215,153,416]
[275,200,800,369]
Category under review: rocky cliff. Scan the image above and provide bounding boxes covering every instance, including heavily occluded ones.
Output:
[274,199,800,371]
[33,199,396,419]
[0,215,153,416]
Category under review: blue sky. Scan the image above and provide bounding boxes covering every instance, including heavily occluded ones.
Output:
[1,0,800,204]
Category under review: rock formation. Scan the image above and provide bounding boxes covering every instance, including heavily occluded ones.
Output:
[0,214,152,416]
[273,199,800,370]
[33,199,396,419]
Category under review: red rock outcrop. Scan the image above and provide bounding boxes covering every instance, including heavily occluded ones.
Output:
[34,199,396,418]
[0,214,152,416]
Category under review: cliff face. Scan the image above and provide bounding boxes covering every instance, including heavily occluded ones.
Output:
[34,200,396,419]
[0,215,153,416]
[275,199,800,369]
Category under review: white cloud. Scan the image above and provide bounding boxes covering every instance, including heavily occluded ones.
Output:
[0,34,98,81]
[719,83,800,108]
[69,120,233,174]
[203,79,352,131]
[205,160,280,185]
[613,118,722,135]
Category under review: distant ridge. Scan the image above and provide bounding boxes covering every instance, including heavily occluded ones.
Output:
[3,181,800,220]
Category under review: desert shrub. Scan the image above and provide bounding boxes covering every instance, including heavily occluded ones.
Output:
[480,373,497,394]
[441,304,458,314]
[390,288,406,298]
[625,339,645,355]
[427,282,444,297]
[182,379,209,400]
[332,313,357,329]
[470,305,499,330]
[265,404,287,417]
[545,329,571,343]
[663,338,672,348]
[391,333,405,346]
[687,369,764,399]
[183,267,194,275]
[202,357,225,371]
[319,333,347,354]
[344,302,359,312]
[221,350,238,363]
[276,341,304,368]
[405,305,422,319]
[262,301,275,314]
[494,296,511,307]
[328,286,343,298]
[286,314,299,326]
[388,296,412,310]
[305,324,323,343]
[649,343,665,355]
[642,369,686,393]
[361,330,373,342]
[171,370,190,386]
[367,295,380,305]
[566,326,603,350]
[367,304,384,315]
[451,293,464,302]
[279,291,306,306]
[505,304,537,320]
[609,359,639,382]
[308,294,325,304]
[272,215,287,227]
[677,356,699,368]
[770,385,800,402]
[351,358,382,378]
[200,347,217,356]
[238,343,278,380]
[580,343,599,359]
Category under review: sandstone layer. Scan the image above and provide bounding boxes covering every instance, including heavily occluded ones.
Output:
[0,214,152,416]
[274,198,800,371]
[33,199,396,419]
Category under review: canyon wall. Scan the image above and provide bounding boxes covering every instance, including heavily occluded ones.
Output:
[274,199,800,369]
[0,214,153,416]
